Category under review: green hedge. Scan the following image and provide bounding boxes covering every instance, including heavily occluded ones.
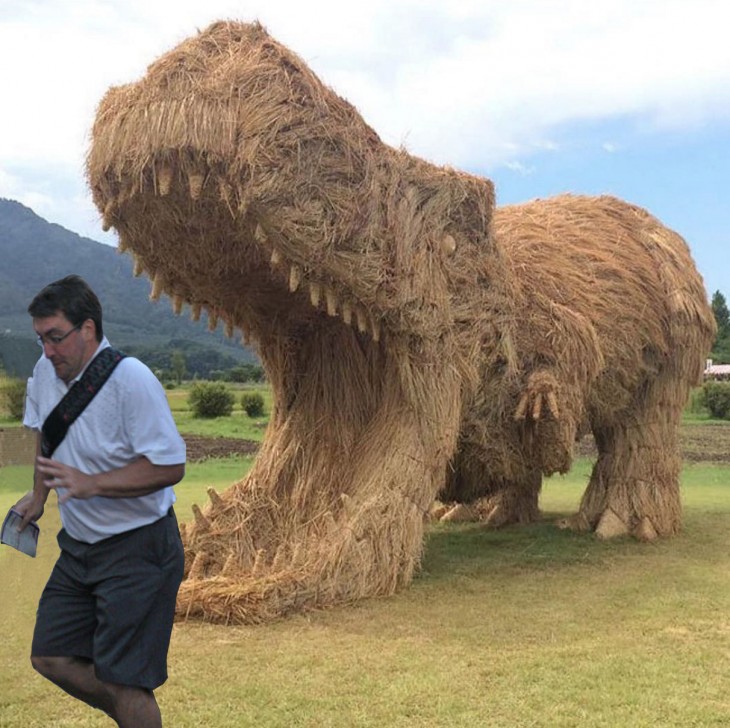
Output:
[1,378,26,420]
[188,382,234,418]
[241,392,265,417]
[702,381,730,420]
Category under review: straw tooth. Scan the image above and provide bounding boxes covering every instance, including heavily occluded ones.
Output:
[207,309,219,332]
[546,391,560,418]
[270,247,282,266]
[218,177,232,205]
[340,493,356,518]
[255,223,268,244]
[102,201,115,232]
[356,307,368,335]
[291,542,305,567]
[207,486,224,509]
[188,551,207,580]
[191,302,202,322]
[188,171,204,199]
[172,295,184,315]
[440,233,457,255]
[132,256,144,278]
[192,504,210,531]
[341,300,353,325]
[289,266,301,292]
[370,316,381,342]
[309,281,322,307]
[252,548,267,577]
[271,544,287,571]
[157,163,173,196]
[150,273,164,301]
[323,510,337,534]
[325,287,338,316]
[532,394,543,420]
[221,550,239,577]
[514,392,529,420]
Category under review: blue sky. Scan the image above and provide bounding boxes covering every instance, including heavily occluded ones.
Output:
[1,0,728,298]
[490,120,730,297]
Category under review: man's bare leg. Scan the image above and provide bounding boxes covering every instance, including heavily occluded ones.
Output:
[31,655,115,716]
[31,655,162,727]
[107,684,161,728]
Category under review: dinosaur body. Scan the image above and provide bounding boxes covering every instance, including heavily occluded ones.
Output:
[442,195,715,538]
[87,21,715,623]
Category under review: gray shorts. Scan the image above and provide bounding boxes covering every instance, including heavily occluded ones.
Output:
[32,508,184,690]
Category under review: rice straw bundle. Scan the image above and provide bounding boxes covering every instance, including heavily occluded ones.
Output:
[87,22,715,624]
[88,20,513,623]
[440,195,716,538]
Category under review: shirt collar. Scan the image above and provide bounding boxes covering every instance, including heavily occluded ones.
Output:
[68,337,112,386]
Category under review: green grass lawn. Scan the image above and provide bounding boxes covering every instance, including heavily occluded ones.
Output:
[1,456,728,727]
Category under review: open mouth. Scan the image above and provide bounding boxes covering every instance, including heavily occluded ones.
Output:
[102,160,386,350]
[85,20,503,624]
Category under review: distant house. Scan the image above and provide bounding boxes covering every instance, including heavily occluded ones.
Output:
[704,360,730,381]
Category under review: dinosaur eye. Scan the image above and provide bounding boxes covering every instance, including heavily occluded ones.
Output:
[440,234,457,256]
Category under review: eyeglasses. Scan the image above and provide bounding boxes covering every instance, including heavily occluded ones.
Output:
[37,323,82,348]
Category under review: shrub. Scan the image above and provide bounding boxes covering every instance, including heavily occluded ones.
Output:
[241,391,265,417]
[189,382,234,418]
[1,378,27,420]
[702,381,730,420]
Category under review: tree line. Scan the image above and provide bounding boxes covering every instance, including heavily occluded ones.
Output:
[711,290,730,363]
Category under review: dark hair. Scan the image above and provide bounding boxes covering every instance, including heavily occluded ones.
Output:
[28,275,104,342]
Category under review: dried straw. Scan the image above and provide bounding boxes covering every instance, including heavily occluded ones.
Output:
[87,20,512,623]
[441,195,716,537]
[87,22,715,624]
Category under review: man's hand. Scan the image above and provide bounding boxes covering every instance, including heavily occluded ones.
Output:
[36,456,97,504]
[13,490,46,530]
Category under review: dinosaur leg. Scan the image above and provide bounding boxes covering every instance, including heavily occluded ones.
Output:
[562,375,684,540]
[439,470,541,527]
[475,470,542,527]
[176,330,460,623]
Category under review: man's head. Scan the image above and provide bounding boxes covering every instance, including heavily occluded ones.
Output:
[28,275,104,383]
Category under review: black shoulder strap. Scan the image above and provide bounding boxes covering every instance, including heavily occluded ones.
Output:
[41,348,127,458]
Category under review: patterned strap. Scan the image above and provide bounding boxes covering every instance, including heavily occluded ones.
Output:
[40,348,126,458]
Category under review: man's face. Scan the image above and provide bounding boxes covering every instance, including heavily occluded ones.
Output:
[33,313,97,384]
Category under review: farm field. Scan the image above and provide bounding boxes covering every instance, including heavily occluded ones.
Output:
[1,423,729,726]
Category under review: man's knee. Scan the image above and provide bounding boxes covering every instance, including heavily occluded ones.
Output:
[31,654,67,680]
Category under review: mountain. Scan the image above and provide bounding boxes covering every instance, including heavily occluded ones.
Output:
[0,198,255,375]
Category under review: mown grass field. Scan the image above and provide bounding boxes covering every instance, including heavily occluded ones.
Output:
[1,383,728,726]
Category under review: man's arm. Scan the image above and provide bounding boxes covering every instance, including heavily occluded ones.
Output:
[36,455,184,503]
[14,434,50,529]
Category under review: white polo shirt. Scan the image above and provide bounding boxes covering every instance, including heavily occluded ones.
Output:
[23,338,186,544]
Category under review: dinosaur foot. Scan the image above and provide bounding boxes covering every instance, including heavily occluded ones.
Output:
[556,508,659,541]
[176,485,426,624]
[432,489,540,528]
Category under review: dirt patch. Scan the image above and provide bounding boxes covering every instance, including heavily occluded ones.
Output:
[184,422,729,465]
[184,435,259,462]
[576,422,730,464]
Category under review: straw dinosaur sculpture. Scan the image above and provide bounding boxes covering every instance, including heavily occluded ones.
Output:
[87,21,716,623]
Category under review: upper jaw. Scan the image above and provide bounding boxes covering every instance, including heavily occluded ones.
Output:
[87,20,497,352]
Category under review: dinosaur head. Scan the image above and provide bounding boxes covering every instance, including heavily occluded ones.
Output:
[87,21,512,427]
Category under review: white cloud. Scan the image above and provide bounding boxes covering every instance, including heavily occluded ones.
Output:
[503,161,535,175]
[1,0,729,240]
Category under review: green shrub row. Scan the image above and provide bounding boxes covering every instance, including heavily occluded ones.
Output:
[188,382,266,419]
[240,392,265,417]
[0,378,26,420]
[702,381,730,420]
